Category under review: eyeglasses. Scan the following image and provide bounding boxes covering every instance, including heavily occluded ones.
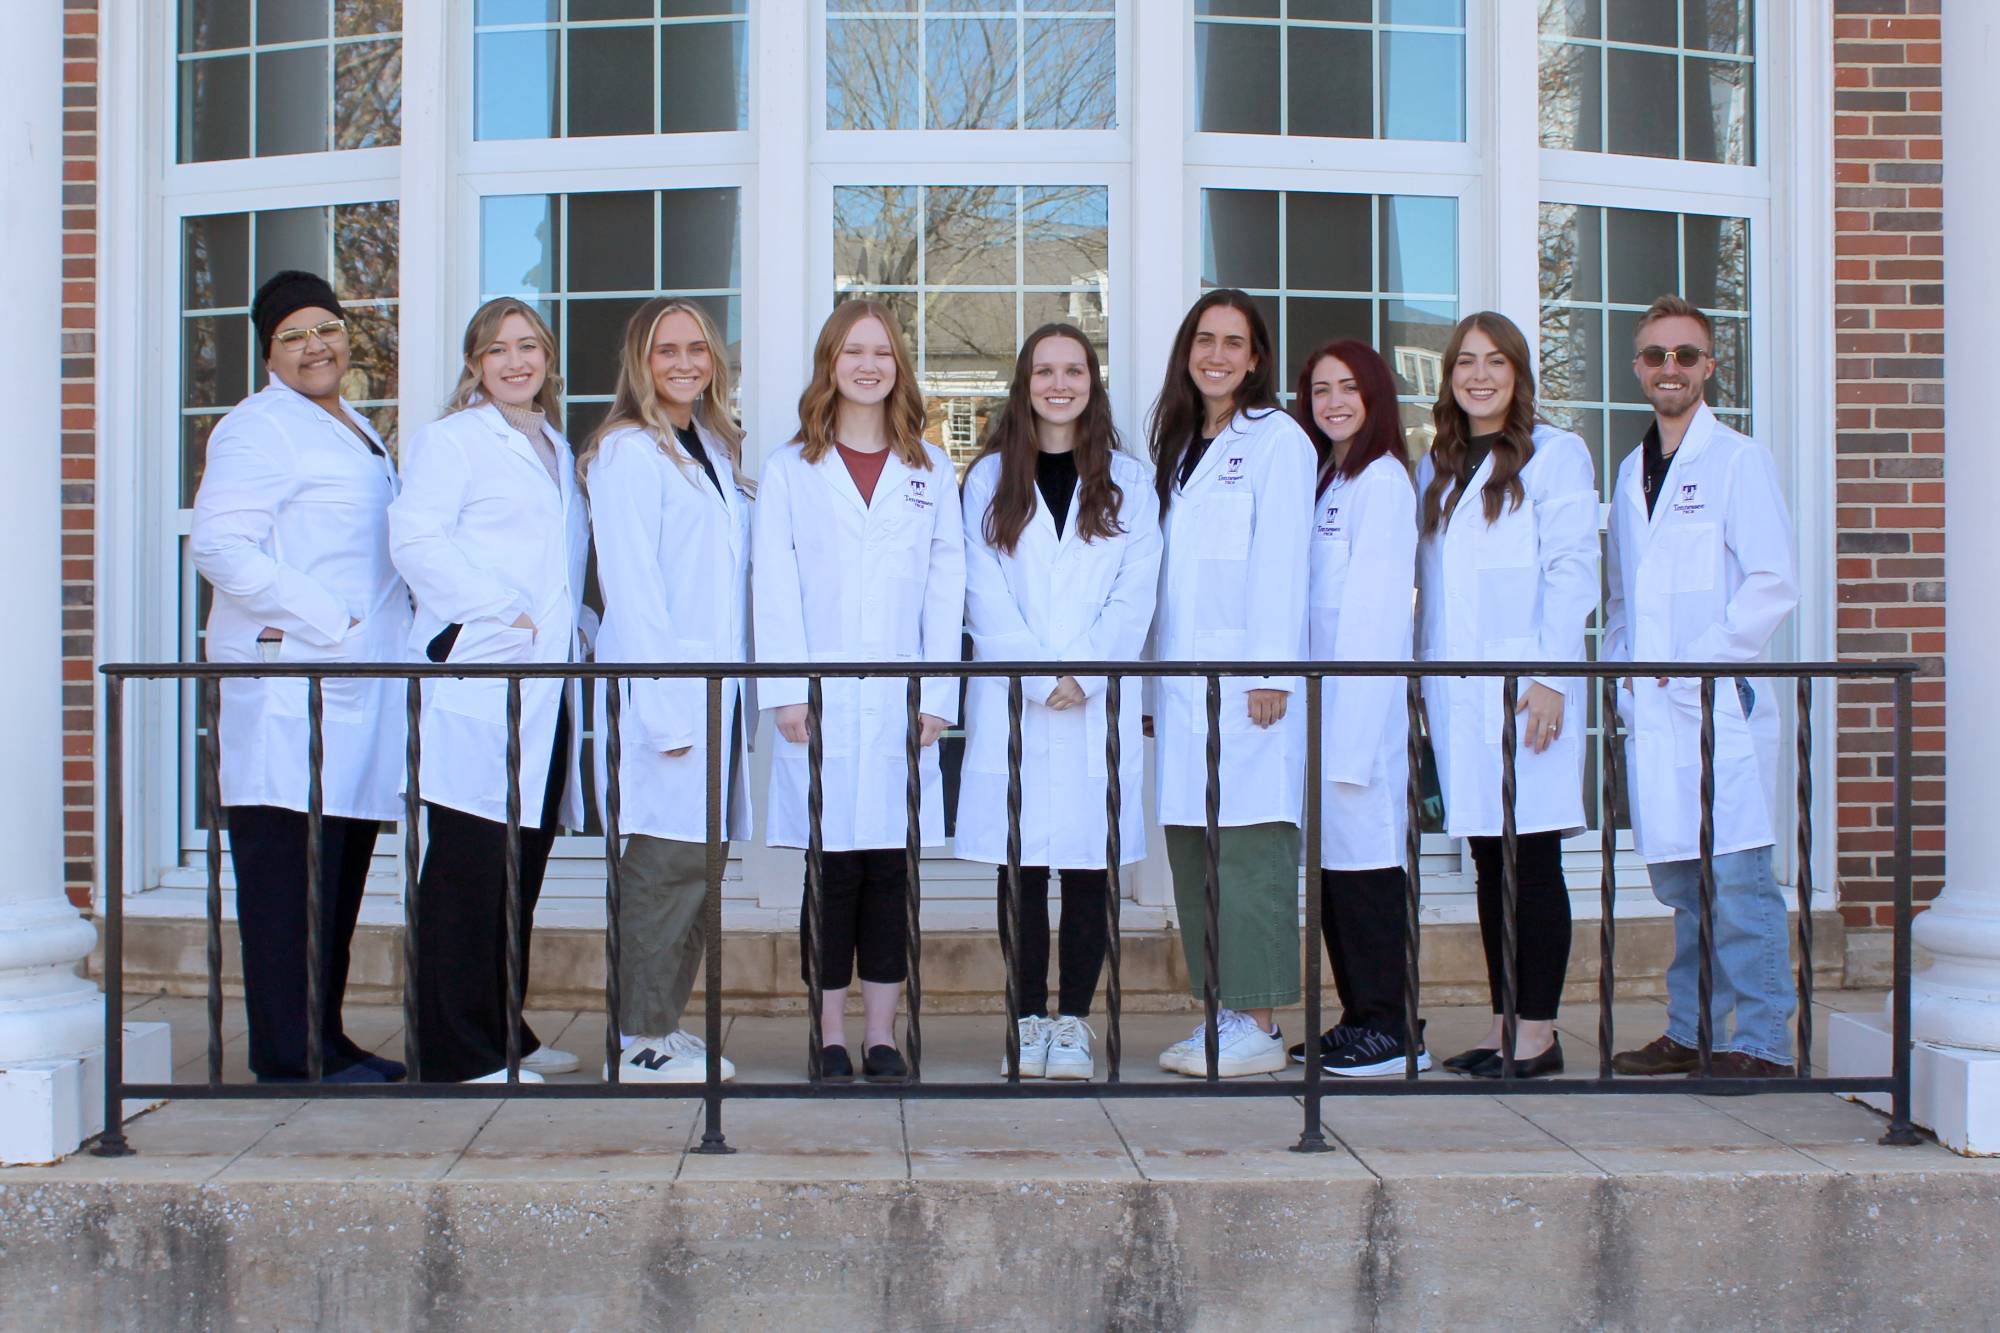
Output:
[272,319,348,351]
[1638,344,1709,368]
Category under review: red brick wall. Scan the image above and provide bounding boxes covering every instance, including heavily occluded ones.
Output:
[62,0,96,911]
[1832,0,1945,926]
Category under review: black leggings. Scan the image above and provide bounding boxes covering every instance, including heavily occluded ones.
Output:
[799,849,909,990]
[997,866,1110,1019]
[1467,831,1572,1022]
[1319,866,1412,1041]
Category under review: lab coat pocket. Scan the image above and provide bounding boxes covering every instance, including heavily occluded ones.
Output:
[1474,507,1536,569]
[1310,538,1351,608]
[1665,522,1719,593]
[1480,637,1539,741]
[1202,494,1254,559]
[435,622,535,718]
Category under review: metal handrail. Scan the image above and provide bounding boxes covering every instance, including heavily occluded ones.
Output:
[89,656,1921,1157]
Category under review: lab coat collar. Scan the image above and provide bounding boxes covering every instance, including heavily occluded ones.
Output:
[268,380,391,470]
[1633,401,1719,536]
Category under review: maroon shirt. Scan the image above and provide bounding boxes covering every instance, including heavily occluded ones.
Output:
[835,441,889,505]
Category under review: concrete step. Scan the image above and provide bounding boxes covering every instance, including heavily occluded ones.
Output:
[95,910,1848,1015]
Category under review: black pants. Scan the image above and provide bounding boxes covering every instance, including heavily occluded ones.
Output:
[1467,831,1571,1021]
[1319,866,1412,1041]
[799,849,909,989]
[997,866,1109,1018]
[224,805,380,1081]
[413,704,568,1083]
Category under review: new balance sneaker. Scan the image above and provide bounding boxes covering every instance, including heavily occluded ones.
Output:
[609,1030,737,1083]
[1042,1015,1095,1081]
[463,1067,546,1084]
[1288,1024,1360,1065]
[1003,1015,1053,1078]
[1166,1011,1288,1078]
[1319,1027,1432,1078]
[520,1045,579,1076]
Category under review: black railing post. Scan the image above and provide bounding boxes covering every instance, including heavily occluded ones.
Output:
[1203,674,1222,1082]
[1294,674,1331,1153]
[1883,669,1920,1145]
[1103,676,1124,1084]
[904,675,924,1081]
[1795,676,1815,1078]
[602,677,623,1087]
[804,676,825,1083]
[503,677,524,1084]
[1696,676,1717,1079]
[1002,674,1024,1083]
[305,675,326,1084]
[1499,674,1521,1080]
[1599,677,1618,1081]
[402,677,422,1079]
[695,674,735,1153]
[90,673,132,1157]
[200,676,223,1085]
[1403,678,1423,1080]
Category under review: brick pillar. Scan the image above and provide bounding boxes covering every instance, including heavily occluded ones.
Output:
[1832,0,1946,927]
[60,0,97,912]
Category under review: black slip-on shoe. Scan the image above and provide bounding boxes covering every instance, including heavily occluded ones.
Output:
[819,1044,855,1082]
[863,1044,909,1083]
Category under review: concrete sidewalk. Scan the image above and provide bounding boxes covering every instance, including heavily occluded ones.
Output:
[6,992,1997,1330]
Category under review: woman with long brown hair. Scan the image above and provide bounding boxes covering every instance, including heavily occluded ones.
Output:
[752,299,966,1083]
[1414,311,1598,1080]
[389,297,590,1083]
[582,297,751,1083]
[956,323,1161,1081]
[1145,289,1317,1079]
[1287,338,1426,1077]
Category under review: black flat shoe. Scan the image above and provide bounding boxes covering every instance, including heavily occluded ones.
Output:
[863,1044,908,1083]
[1443,1046,1499,1074]
[818,1045,855,1082]
[1467,1039,1565,1080]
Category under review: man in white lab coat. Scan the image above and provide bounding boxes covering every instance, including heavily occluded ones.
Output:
[190,270,412,1083]
[1603,295,1800,1079]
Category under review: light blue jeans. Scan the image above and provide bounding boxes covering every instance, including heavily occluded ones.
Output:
[1646,845,1795,1066]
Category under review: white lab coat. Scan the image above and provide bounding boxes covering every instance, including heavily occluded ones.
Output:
[190,382,411,820]
[753,440,967,851]
[1309,452,1419,871]
[1149,408,1317,829]
[388,402,589,831]
[1604,404,1799,863]
[1415,423,1598,839]
[585,423,754,844]
[955,449,1162,868]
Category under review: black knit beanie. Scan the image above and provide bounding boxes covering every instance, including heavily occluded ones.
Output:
[250,270,345,359]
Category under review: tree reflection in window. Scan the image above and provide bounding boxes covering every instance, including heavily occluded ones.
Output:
[1537,0,1753,165]
[176,0,403,162]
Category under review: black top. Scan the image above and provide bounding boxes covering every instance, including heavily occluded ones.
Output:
[1464,431,1501,485]
[1036,448,1079,537]
[675,421,723,496]
[1179,433,1216,488]
[1640,422,1674,518]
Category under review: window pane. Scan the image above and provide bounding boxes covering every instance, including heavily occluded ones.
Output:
[179,56,252,163]
[1283,192,1371,293]
[1284,297,1370,384]
[1382,30,1463,141]
[1287,26,1371,139]
[257,0,326,44]
[1685,55,1751,165]
[835,186,921,288]
[1382,300,1455,399]
[1380,195,1458,295]
[1023,18,1115,130]
[1382,0,1463,22]
[1605,207,1678,306]
[1682,213,1749,312]
[475,7,747,139]
[481,195,560,296]
[828,17,918,130]
[335,40,402,148]
[1200,189,1279,292]
[661,20,749,133]
[1537,39,1601,152]
[1195,22,1278,135]
[568,27,655,138]
[925,17,1017,130]
[1198,6,1464,142]
[337,0,401,37]
[1539,202,1602,303]
[254,47,331,156]
[1022,187,1109,286]
[177,2,402,162]
[926,186,1017,285]
[660,188,742,291]
[1687,0,1752,55]
[567,192,655,293]
[475,30,559,140]
[182,0,250,52]
[924,291,1017,375]
[182,414,225,510]
[568,298,646,396]
[1539,1,1755,165]
[1606,0,1676,47]
[333,201,400,300]
[255,206,332,286]
[1537,301,1602,406]
[343,303,399,405]
[1604,47,1677,158]
[1542,0,1599,39]
[184,315,250,411]
[184,212,251,311]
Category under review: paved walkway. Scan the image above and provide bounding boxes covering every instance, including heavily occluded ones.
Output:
[17,989,1996,1185]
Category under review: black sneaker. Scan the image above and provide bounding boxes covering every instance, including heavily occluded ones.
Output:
[818,1044,855,1082]
[1288,1024,1359,1065]
[1321,1027,1433,1078]
[863,1044,908,1083]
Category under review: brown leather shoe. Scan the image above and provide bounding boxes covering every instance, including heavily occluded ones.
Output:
[1610,1034,1698,1076]
[1706,1050,1796,1079]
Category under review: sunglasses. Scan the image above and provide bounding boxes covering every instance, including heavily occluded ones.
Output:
[272,318,348,351]
[1638,344,1709,368]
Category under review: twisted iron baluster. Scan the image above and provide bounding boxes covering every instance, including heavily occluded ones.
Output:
[1103,676,1123,1084]
[1695,676,1717,1078]
[1499,674,1520,1080]
[1794,676,1814,1078]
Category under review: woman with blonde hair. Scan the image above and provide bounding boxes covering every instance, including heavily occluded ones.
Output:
[389,297,590,1084]
[753,299,966,1083]
[582,297,752,1083]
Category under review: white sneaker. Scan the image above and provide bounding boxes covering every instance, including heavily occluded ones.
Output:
[1158,1017,1213,1072]
[607,1030,736,1083]
[1004,1016,1053,1077]
[521,1045,579,1075]
[463,1067,546,1084]
[1167,1011,1288,1078]
[1043,1015,1095,1081]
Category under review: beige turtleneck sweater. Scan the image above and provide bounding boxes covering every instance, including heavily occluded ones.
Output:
[495,399,561,489]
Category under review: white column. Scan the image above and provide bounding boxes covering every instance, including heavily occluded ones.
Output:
[0,0,107,1160]
[1832,0,2000,1154]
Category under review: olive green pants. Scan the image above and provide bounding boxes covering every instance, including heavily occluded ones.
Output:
[615,835,710,1036]
[1164,822,1302,1010]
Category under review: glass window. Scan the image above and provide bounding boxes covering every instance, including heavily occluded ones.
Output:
[1193,0,1465,142]
[473,0,748,140]
[1536,201,1751,497]
[833,184,1110,471]
[176,0,403,162]
[1199,187,1459,456]
[826,2,1116,131]
[1538,0,1754,165]
[478,187,743,446]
